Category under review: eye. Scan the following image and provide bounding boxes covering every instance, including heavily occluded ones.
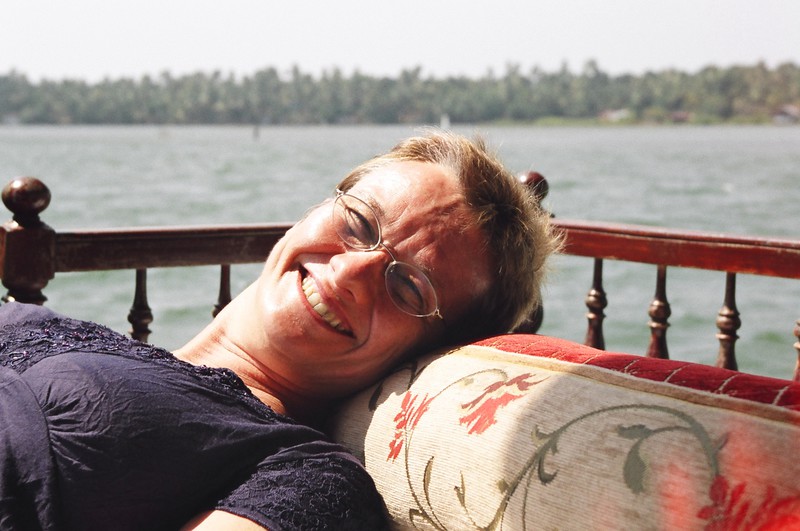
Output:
[389,276,425,312]
[342,205,378,246]
[386,264,431,315]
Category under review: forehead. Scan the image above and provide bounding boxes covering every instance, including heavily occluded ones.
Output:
[347,161,461,218]
[347,161,493,315]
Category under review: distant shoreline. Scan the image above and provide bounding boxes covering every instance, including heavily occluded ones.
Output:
[3,62,798,127]
[1,119,796,127]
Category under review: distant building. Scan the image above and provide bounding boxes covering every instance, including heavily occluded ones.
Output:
[598,108,631,123]
[773,104,800,124]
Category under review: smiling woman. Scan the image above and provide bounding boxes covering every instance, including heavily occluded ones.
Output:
[0,130,559,530]
[227,159,497,402]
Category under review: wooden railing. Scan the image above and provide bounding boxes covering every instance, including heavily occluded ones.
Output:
[2,176,799,380]
[556,219,800,377]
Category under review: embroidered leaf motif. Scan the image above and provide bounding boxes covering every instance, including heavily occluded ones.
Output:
[622,441,647,493]
[497,478,509,494]
[536,431,561,485]
[617,424,653,439]
[423,457,435,491]
[455,473,466,507]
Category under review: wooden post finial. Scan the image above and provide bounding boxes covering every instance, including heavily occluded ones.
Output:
[2,177,51,227]
[1,177,56,304]
[519,171,550,206]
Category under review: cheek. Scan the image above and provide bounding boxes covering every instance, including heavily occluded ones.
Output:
[286,204,334,242]
[369,315,430,362]
[261,237,287,276]
[262,212,336,270]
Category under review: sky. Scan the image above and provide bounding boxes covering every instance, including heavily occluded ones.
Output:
[3,0,799,82]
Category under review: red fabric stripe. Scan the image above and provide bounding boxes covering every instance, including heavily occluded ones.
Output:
[474,334,800,411]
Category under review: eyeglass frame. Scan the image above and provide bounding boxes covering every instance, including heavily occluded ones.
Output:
[332,189,443,320]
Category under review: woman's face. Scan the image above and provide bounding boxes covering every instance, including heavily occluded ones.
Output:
[251,160,492,397]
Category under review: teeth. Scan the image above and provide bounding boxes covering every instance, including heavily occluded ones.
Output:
[302,276,349,334]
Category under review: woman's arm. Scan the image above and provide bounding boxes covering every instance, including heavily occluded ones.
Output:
[181,510,268,531]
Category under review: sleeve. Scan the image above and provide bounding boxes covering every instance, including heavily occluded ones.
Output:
[213,442,389,531]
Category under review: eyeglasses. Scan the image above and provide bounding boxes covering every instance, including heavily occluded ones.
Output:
[332,190,443,319]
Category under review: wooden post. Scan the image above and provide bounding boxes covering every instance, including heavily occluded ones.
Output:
[646,265,671,359]
[128,268,153,342]
[585,258,607,350]
[793,319,800,382]
[213,264,232,317]
[715,272,741,370]
[0,177,56,304]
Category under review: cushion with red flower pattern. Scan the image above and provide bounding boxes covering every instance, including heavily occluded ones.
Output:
[331,334,800,530]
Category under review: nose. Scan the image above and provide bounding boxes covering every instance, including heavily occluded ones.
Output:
[329,249,389,302]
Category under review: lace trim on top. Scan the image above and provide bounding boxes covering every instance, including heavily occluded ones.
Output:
[0,316,279,421]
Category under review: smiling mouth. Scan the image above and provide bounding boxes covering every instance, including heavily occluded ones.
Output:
[301,276,353,336]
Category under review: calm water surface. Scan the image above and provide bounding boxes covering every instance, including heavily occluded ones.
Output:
[1,125,798,378]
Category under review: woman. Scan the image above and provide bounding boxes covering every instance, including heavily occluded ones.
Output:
[0,131,558,530]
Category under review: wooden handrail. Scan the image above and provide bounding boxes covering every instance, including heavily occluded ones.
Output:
[40,219,800,278]
[53,224,291,271]
[2,177,799,379]
[554,218,800,279]
[551,218,800,377]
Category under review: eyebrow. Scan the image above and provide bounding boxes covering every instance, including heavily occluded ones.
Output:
[361,194,387,221]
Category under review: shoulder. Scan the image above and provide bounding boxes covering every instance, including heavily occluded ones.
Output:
[215,441,389,530]
[0,302,67,371]
[0,301,61,328]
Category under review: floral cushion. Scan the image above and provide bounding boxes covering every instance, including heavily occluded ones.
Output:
[330,334,800,530]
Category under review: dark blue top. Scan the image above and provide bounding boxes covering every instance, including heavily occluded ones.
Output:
[0,302,387,531]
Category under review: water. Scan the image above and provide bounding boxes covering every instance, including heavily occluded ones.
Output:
[1,124,798,379]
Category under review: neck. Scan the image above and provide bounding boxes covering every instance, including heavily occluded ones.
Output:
[174,313,321,422]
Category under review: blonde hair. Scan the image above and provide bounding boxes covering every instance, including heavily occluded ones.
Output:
[337,130,560,343]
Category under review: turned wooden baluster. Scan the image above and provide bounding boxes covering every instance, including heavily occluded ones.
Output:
[128,268,153,342]
[646,265,671,359]
[213,264,232,317]
[793,319,800,382]
[0,177,56,304]
[584,258,607,349]
[715,272,741,370]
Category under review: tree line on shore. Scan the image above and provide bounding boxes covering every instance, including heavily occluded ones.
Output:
[1,61,798,125]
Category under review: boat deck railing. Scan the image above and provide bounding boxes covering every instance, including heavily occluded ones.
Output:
[2,176,799,380]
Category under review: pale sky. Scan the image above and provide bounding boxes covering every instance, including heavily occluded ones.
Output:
[3,0,799,81]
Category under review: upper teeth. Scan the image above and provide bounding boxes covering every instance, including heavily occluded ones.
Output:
[302,276,349,333]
